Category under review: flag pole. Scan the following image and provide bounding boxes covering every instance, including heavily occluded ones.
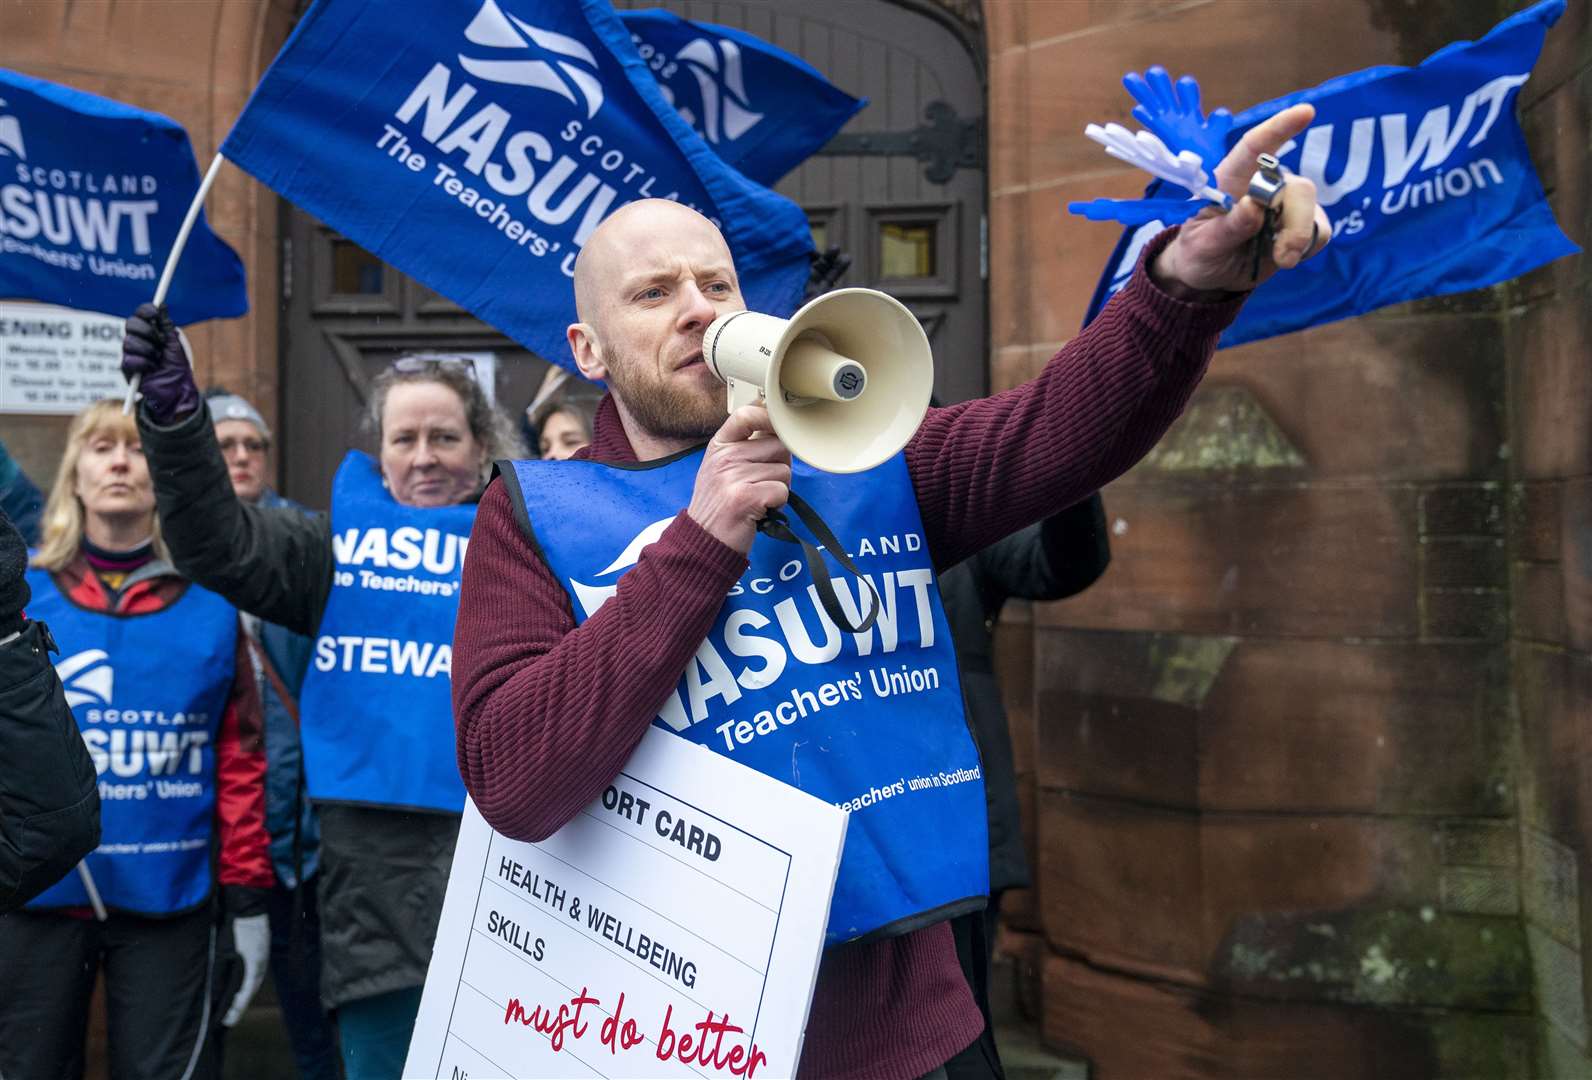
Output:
[76,862,108,921]
[122,152,227,415]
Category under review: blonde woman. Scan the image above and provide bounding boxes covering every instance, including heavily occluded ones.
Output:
[0,400,272,1080]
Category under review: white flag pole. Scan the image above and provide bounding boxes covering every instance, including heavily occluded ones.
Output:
[122,152,227,415]
[76,862,108,921]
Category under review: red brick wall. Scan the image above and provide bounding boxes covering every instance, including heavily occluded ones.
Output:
[985,1,1589,1075]
[1509,0,1592,1067]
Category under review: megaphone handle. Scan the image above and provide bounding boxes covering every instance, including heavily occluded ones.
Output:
[758,493,881,635]
[726,379,763,414]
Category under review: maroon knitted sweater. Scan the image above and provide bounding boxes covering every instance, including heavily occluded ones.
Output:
[452,229,1242,1080]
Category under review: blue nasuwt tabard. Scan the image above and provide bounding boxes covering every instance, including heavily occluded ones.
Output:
[24,571,237,915]
[298,452,474,815]
[505,449,989,945]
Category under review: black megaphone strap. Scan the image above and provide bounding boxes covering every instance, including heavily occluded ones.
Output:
[757,491,880,635]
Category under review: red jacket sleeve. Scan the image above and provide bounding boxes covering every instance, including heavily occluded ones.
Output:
[907,227,1244,570]
[453,495,747,841]
[214,632,273,890]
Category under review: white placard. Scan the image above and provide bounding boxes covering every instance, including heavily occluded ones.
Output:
[404,727,848,1080]
[0,301,127,414]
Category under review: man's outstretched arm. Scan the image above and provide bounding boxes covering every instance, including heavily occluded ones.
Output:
[912,104,1327,568]
[910,226,1241,569]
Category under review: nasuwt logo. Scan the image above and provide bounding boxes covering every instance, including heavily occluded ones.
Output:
[1276,71,1528,212]
[458,0,604,120]
[662,36,763,145]
[0,99,25,160]
[56,648,113,709]
[0,90,162,270]
[1105,69,1533,297]
[565,513,939,737]
[53,650,211,780]
[568,516,674,618]
[384,0,723,278]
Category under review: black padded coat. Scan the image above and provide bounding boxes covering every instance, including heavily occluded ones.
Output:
[0,618,101,912]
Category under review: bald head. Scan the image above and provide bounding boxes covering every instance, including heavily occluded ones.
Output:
[573,200,732,326]
[563,198,743,449]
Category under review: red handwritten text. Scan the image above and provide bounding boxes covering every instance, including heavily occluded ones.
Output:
[599,991,647,1054]
[502,986,598,1052]
[655,1004,768,1078]
[501,987,768,1076]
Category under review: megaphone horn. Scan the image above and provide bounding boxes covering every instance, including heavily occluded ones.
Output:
[703,288,933,474]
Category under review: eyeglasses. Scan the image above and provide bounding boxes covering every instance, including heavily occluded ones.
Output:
[390,355,477,377]
[218,436,269,455]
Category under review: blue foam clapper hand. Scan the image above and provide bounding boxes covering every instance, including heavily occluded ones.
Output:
[1066,196,1207,227]
[1123,66,1233,173]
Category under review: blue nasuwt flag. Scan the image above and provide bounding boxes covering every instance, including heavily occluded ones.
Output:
[221,0,815,373]
[0,69,247,324]
[619,9,866,186]
[1082,0,1578,346]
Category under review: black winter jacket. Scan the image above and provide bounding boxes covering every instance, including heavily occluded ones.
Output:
[939,494,1110,894]
[0,619,101,912]
[140,405,458,1009]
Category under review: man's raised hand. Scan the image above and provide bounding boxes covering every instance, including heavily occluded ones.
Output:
[1151,103,1332,296]
[687,405,793,555]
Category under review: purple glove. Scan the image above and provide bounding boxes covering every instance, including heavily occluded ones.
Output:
[121,302,200,423]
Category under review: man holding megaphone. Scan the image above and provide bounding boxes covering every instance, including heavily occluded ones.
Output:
[455,105,1328,1080]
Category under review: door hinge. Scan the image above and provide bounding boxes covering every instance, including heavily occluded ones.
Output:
[818,101,986,184]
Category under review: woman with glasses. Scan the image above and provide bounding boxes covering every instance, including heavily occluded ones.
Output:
[0,400,273,1080]
[120,305,522,1080]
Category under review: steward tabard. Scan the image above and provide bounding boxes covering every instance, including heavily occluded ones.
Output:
[23,569,236,915]
[299,451,472,814]
[505,450,989,944]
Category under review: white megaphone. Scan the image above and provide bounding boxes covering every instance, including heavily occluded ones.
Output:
[702,288,933,474]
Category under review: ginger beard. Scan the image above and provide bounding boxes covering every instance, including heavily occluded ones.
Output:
[602,341,729,442]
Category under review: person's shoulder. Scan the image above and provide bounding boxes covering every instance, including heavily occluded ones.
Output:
[480,472,510,506]
[464,477,556,584]
[475,476,527,539]
[39,555,93,606]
